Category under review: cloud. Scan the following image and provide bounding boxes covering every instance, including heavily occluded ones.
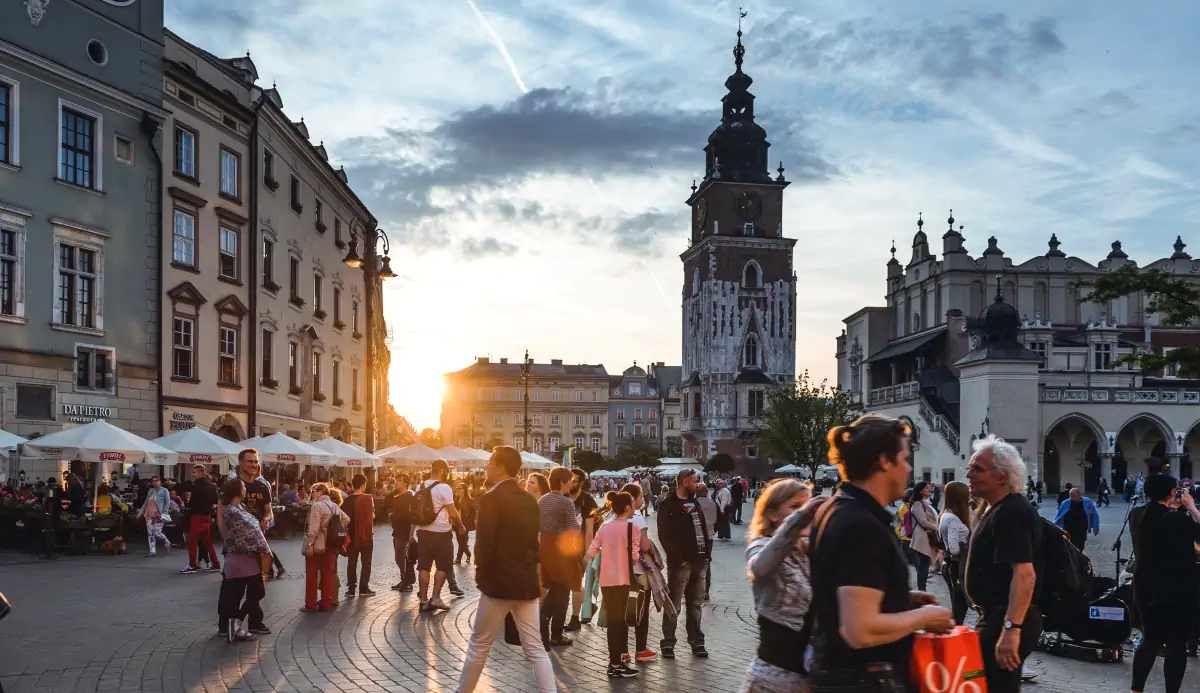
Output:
[1069,89,1141,121]
[461,236,519,260]
[754,12,1065,93]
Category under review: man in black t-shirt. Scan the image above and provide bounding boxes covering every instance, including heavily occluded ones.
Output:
[965,436,1042,693]
[183,464,220,574]
[809,416,952,685]
[389,474,416,591]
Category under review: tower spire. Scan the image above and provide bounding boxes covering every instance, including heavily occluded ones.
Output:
[734,7,748,72]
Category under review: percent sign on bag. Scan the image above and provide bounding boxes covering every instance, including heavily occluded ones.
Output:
[924,655,986,693]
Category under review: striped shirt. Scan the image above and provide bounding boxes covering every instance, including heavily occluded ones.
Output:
[539,492,581,533]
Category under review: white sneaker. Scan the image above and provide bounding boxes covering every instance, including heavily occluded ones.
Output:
[1020,666,1037,681]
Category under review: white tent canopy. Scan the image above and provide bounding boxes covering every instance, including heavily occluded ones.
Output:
[520,451,554,471]
[465,448,493,461]
[20,420,176,466]
[240,433,335,467]
[435,445,477,463]
[376,443,442,468]
[0,429,26,449]
[150,428,245,471]
[309,437,383,469]
[775,464,807,474]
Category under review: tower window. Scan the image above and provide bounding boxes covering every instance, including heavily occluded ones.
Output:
[744,334,760,368]
[742,262,761,289]
[743,222,755,236]
[912,312,921,331]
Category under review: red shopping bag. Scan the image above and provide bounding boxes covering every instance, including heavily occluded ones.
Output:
[911,626,988,693]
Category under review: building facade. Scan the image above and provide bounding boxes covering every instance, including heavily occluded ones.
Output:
[679,29,797,478]
[608,363,662,453]
[0,0,167,479]
[650,362,683,456]
[442,357,610,456]
[836,215,1200,491]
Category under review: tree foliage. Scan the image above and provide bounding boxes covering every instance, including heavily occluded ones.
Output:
[419,428,443,448]
[572,450,607,473]
[704,452,736,475]
[664,435,683,457]
[1082,264,1200,377]
[616,434,662,468]
[759,370,864,477]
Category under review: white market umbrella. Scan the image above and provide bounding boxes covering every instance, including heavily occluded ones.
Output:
[151,427,244,471]
[775,464,805,474]
[520,451,554,471]
[436,445,481,471]
[0,429,26,449]
[377,443,442,468]
[20,420,176,466]
[310,437,383,469]
[240,433,335,467]
[466,448,493,461]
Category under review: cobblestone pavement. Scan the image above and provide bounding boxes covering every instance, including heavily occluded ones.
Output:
[0,496,1195,692]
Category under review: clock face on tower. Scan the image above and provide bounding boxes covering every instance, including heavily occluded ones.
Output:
[694,198,708,228]
[736,191,763,221]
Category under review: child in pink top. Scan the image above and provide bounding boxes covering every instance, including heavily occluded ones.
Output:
[584,491,641,678]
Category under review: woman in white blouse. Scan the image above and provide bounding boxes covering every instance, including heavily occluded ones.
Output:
[937,480,972,625]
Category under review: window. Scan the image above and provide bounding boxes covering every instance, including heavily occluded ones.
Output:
[1094,343,1113,370]
[219,327,237,384]
[174,126,195,178]
[748,390,765,417]
[1029,341,1047,360]
[56,243,98,328]
[334,218,343,246]
[617,410,625,421]
[552,389,560,401]
[634,408,642,420]
[513,389,521,401]
[532,414,542,426]
[475,388,483,400]
[288,341,299,389]
[533,438,543,453]
[493,413,502,426]
[0,228,20,317]
[743,222,755,236]
[514,436,524,451]
[219,226,238,279]
[650,424,658,438]
[314,274,323,309]
[533,390,541,402]
[172,210,196,267]
[75,345,113,392]
[592,391,598,402]
[289,175,302,212]
[312,352,321,393]
[494,389,502,401]
[261,329,274,384]
[743,262,760,288]
[746,445,759,459]
[629,382,642,395]
[333,287,341,325]
[650,408,658,420]
[314,199,323,228]
[550,414,560,426]
[263,149,274,184]
[332,361,340,402]
[61,106,99,189]
[634,424,642,436]
[514,412,524,426]
[575,390,584,402]
[912,312,921,332]
[114,135,133,164]
[172,317,195,379]
[219,148,239,198]
[667,416,675,429]
[352,301,360,333]
[0,82,11,164]
[352,368,360,407]
[616,424,625,439]
[575,414,584,427]
[744,335,760,367]
[262,239,275,286]
[574,436,584,449]
[592,414,601,426]
[590,437,600,453]
[289,257,300,301]
[550,437,560,452]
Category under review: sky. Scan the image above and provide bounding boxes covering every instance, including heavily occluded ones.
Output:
[167,0,1200,430]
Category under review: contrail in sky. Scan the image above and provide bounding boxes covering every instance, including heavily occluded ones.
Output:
[464,0,672,313]
[465,0,529,94]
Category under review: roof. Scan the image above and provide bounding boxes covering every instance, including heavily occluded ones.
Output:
[865,327,947,364]
[448,360,609,379]
[734,368,775,384]
[652,366,684,396]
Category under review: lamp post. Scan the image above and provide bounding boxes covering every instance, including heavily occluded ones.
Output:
[343,225,397,452]
[521,350,532,452]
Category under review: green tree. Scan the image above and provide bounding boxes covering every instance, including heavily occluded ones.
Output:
[664,435,683,457]
[1082,264,1200,376]
[483,437,504,452]
[633,451,659,470]
[759,370,864,477]
[419,428,443,448]
[615,434,662,468]
[572,450,607,473]
[704,452,736,475]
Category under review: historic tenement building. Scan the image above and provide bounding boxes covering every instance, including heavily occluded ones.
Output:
[608,363,663,453]
[0,0,167,480]
[679,28,797,478]
[442,357,611,456]
[836,213,1200,492]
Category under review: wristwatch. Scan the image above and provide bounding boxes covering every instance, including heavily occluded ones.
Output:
[1003,620,1022,631]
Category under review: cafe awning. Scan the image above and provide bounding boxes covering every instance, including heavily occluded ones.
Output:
[864,327,946,364]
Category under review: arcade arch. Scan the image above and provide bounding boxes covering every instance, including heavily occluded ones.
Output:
[1042,413,1104,493]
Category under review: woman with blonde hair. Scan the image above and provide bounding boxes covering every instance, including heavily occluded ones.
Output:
[301,482,349,612]
[937,480,972,624]
[738,478,823,693]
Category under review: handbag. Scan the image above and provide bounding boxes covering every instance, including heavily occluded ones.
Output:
[504,612,522,646]
[599,523,647,628]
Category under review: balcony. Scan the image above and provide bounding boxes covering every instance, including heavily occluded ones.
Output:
[868,381,919,406]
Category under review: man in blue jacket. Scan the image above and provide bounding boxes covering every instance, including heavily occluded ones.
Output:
[1054,487,1100,552]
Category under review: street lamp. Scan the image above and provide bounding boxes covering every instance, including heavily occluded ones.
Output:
[343,225,398,451]
[521,350,532,452]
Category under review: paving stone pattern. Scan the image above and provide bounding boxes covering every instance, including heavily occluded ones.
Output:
[0,496,1194,692]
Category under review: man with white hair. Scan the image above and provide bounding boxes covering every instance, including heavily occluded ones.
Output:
[964,435,1043,693]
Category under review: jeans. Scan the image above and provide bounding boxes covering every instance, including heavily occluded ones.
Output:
[913,550,931,592]
[218,575,265,630]
[541,583,570,642]
[633,582,650,651]
[580,553,601,621]
[393,534,415,585]
[304,550,339,609]
[940,562,968,625]
[1132,605,1193,693]
[602,585,630,666]
[456,595,556,693]
[977,608,1041,693]
[346,539,373,591]
[662,558,707,650]
[187,515,219,569]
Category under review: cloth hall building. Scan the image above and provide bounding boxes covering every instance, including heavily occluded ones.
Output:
[836,213,1200,492]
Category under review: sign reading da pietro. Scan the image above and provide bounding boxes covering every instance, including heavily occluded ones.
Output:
[62,404,115,423]
[170,411,198,431]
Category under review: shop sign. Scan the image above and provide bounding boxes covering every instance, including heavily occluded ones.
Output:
[347,459,363,466]
[169,412,198,431]
[62,404,115,423]
[98,452,126,462]
[189,454,213,464]
[276,454,297,462]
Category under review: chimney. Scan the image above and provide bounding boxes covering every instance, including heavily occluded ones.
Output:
[551,359,563,366]
[475,357,489,365]
[655,361,665,368]
[500,358,508,364]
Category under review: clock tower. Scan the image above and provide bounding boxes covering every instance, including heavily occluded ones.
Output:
[680,26,797,476]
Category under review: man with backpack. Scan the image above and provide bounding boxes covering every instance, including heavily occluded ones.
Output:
[414,459,463,612]
[965,436,1043,693]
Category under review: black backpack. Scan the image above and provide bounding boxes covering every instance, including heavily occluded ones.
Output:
[411,481,447,527]
[1037,517,1093,626]
[327,511,349,556]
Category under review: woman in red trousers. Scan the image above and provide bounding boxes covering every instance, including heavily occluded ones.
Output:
[301,483,349,612]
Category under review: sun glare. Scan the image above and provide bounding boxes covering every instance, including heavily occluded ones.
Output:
[387,346,450,431]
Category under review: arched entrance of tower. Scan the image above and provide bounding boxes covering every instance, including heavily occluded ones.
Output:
[1112,414,1171,485]
[1042,414,1103,493]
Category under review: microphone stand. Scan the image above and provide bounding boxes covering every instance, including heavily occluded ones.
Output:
[1112,494,1140,582]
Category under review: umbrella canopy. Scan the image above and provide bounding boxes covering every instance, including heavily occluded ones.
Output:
[775,464,806,474]
[465,448,493,461]
[239,433,335,467]
[310,437,383,469]
[20,420,176,466]
[0,429,26,449]
[151,428,245,471]
[435,445,478,463]
[377,443,442,468]
[519,451,554,471]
